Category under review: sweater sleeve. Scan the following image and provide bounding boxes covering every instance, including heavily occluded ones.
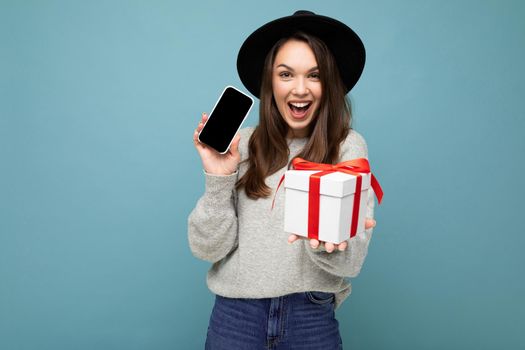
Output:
[303,130,376,278]
[187,171,239,263]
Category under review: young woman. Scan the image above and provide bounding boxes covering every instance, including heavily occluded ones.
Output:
[189,10,378,350]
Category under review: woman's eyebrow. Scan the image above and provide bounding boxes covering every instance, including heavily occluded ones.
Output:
[275,64,319,72]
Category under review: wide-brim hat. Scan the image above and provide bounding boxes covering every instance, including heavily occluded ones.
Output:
[237,10,366,98]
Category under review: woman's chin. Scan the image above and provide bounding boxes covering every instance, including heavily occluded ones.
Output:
[286,120,311,137]
[281,106,318,137]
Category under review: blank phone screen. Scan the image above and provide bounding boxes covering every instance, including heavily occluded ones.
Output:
[199,87,253,153]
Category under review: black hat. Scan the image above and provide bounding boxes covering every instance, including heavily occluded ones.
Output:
[237,10,366,98]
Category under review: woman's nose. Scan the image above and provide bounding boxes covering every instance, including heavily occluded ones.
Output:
[292,77,308,95]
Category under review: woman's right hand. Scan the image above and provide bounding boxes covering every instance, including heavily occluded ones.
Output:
[193,112,241,175]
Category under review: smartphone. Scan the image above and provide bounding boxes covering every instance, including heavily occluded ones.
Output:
[198,86,254,154]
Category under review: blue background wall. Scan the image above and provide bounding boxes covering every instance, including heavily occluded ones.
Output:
[1,0,524,349]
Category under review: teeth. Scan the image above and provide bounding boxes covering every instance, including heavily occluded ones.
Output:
[290,102,310,108]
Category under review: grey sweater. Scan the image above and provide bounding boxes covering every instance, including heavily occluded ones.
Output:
[188,127,375,309]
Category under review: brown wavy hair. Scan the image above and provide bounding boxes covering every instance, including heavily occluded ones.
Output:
[236,31,352,199]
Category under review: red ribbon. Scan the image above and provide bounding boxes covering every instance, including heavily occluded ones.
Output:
[275,157,383,240]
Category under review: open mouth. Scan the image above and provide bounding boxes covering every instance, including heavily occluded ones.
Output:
[288,102,312,119]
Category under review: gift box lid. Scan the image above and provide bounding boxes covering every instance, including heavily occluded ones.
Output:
[284,170,371,198]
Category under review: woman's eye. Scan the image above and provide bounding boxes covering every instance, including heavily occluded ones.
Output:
[310,73,320,79]
[279,72,291,78]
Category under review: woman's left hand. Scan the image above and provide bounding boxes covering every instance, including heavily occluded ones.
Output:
[287,218,377,253]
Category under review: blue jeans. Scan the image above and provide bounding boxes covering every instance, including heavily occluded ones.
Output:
[205,292,343,349]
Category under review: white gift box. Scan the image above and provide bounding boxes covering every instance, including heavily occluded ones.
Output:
[283,170,371,244]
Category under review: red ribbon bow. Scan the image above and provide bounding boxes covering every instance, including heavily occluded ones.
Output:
[275,157,383,240]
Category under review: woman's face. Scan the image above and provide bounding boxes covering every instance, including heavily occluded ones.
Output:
[272,39,322,138]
